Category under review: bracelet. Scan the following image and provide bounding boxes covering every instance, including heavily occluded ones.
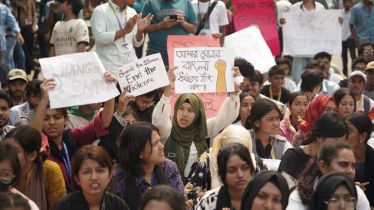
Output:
[158,23,163,31]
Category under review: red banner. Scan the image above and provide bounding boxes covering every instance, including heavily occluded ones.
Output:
[232,0,280,55]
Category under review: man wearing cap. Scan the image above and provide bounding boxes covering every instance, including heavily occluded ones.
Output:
[6,69,28,108]
[8,79,41,126]
[364,61,374,100]
[348,70,374,121]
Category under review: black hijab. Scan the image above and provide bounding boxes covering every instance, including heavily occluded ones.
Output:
[241,171,289,210]
[309,172,357,210]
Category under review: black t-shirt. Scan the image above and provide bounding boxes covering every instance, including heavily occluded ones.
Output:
[261,85,291,104]
[54,191,129,210]
[278,147,310,180]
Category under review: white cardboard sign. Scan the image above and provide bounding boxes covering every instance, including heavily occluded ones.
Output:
[173,47,235,94]
[39,52,120,108]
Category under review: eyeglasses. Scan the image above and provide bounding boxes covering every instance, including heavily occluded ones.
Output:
[0,171,15,183]
[363,49,374,53]
[323,197,357,209]
[140,101,154,107]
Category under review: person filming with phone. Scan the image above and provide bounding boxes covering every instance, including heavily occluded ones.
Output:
[141,0,198,68]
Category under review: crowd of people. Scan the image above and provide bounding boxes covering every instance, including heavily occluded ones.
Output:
[1,0,374,209]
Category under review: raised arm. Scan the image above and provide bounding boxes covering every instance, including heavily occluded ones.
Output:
[134,13,153,45]
[30,79,56,132]
[100,71,117,129]
[152,67,176,144]
[206,67,241,139]
[116,86,135,117]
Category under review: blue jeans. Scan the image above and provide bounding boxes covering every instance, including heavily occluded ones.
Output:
[1,36,26,83]
[13,40,26,71]
[292,57,313,85]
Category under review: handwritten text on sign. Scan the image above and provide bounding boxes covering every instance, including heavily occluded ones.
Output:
[39,52,119,108]
[224,26,275,74]
[167,35,220,67]
[117,53,169,96]
[232,0,280,55]
[174,47,235,94]
[282,10,342,56]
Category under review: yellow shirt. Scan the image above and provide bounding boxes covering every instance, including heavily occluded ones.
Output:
[24,160,67,210]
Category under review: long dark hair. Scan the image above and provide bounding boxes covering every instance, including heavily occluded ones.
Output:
[333,88,356,112]
[233,92,256,124]
[0,142,21,187]
[4,126,46,177]
[302,112,348,145]
[118,122,160,176]
[288,91,307,106]
[72,145,113,190]
[217,143,255,186]
[297,140,353,204]
[139,185,186,210]
[246,98,280,130]
[344,112,372,143]
[122,107,140,120]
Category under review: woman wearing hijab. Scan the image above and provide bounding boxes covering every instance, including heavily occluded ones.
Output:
[309,172,358,210]
[278,112,348,188]
[287,140,369,209]
[195,143,255,210]
[185,125,268,197]
[241,171,289,210]
[292,94,337,147]
[152,67,242,179]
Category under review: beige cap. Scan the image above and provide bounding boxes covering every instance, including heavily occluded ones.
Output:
[6,69,28,82]
[366,61,374,71]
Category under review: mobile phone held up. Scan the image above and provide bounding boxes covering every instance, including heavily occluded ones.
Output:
[170,15,178,21]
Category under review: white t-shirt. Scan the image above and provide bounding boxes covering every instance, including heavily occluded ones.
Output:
[191,0,228,36]
[184,142,198,176]
[341,8,352,41]
[276,1,292,27]
[328,72,343,85]
[290,1,325,12]
[50,19,89,56]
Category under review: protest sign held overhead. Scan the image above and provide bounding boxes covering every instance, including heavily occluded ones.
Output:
[282,10,342,56]
[117,53,169,96]
[225,26,276,74]
[167,35,220,67]
[231,0,280,55]
[173,47,235,94]
[39,52,119,109]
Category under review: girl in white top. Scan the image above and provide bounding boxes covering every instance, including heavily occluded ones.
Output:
[287,140,370,210]
[152,67,241,178]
